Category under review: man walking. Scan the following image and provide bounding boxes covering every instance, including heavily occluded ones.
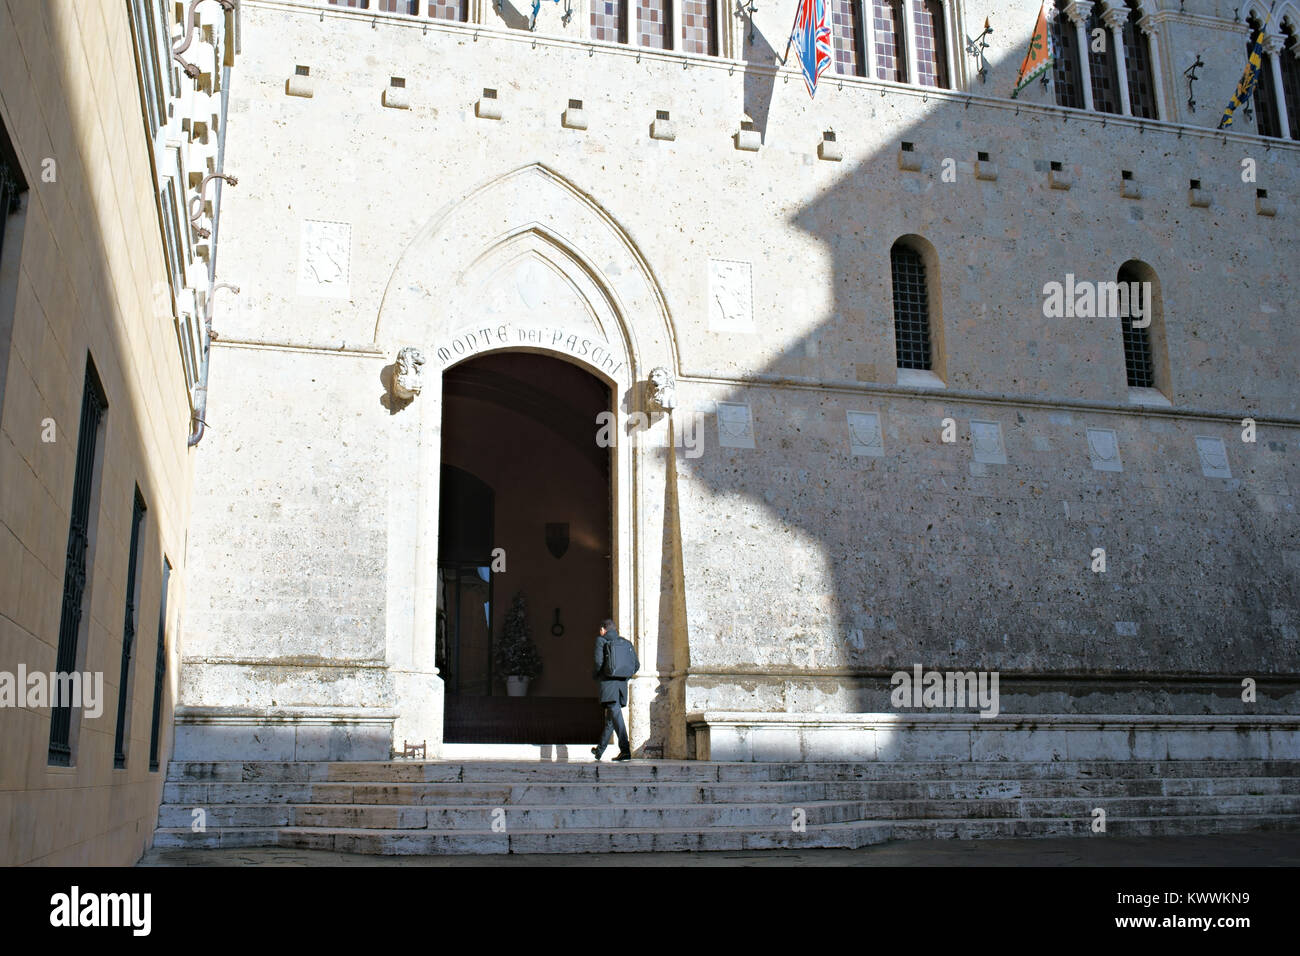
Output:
[592,618,632,762]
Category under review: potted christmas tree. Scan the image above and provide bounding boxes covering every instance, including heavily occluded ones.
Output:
[494,591,543,696]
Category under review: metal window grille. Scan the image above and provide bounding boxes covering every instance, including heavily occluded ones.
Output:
[113,490,147,769]
[1119,271,1154,388]
[1123,10,1158,120]
[1050,1,1084,108]
[49,359,109,766]
[148,558,172,772]
[891,245,931,370]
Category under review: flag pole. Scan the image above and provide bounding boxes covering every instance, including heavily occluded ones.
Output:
[777,0,805,67]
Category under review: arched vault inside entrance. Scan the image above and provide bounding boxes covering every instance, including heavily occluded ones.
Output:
[439,352,612,742]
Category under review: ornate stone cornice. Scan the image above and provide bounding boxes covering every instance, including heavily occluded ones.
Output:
[1136,12,1158,36]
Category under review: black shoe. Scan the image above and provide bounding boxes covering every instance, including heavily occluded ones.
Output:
[591,746,604,761]
[612,751,632,762]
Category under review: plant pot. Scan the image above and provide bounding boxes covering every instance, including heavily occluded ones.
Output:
[506,676,530,697]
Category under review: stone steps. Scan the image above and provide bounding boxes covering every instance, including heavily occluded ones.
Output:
[166,758,1300,783]
[154,758,1300,855]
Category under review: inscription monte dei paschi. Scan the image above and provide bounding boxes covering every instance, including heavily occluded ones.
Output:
[433,325,624,377]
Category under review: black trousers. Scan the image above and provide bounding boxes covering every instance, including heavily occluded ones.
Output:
[597,702,629,755]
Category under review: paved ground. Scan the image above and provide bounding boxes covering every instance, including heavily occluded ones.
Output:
[138,831,1300,866]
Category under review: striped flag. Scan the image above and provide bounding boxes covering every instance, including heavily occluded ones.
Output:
[1218,7,1273,129]
[1011,3,1054,99]
[791,0,834,99]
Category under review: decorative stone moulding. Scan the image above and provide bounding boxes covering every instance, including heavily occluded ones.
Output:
[476,88,502,120]
[286,64,313,98]
[646,367,677,412]
[1189,179,1210,207]
[563,99,587,130]
[818,130,843,162]
[383,76,409,110]
[898,141,922,171]
[1256,189,1277,217]
[392,347,425,401]
[1048,161,1072,190]
[1121,169,1141,199]
[735,122,761,152]
[651,110,676,141]
[974,152,998,181]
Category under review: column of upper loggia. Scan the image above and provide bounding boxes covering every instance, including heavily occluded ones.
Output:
[1101,2,1133,115]
[900,0,920,83]
[1137,10,1168,121]
[1065,0,1096,111]
[940,0,959,90]
[1263,32,1292,139]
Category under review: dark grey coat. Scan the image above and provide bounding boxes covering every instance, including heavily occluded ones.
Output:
[593,627,629,706]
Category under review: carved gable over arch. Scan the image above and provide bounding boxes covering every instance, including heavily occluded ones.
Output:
[374,164,678,384]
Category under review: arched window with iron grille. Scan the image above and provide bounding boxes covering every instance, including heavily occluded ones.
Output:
[1118,261,1155,389]
[891,241,933,371]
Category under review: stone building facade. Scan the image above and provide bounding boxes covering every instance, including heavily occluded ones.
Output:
[0,0,239,864]
[167,0,1299,768]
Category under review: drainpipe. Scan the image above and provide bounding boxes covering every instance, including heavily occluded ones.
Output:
[188,282,239,447]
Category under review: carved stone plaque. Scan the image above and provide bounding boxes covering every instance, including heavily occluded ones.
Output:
[846,410,884,457]
[1087,427,1123,473]
[298,219,352,298]
[1195,436,1232,478]
[970,420,1007,465]
[716,401,756,449]
[707,259,755,333]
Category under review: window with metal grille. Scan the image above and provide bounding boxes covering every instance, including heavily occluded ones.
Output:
[1087,8,1121,114]
[830,0,866,76]
[591,0,628,42]
[1249,17,1283,137]
[680,0,717,55]
[148,557,172,772]
[113,489,148,769]
[1050,2,1084,108]
[873,0,907,82]
[1119,264,1154,388]
[913,0,949,88]
[49,358,109,766]
[1282,26,1300,140]
[891,244,932,370]
[1122,8,1158,119]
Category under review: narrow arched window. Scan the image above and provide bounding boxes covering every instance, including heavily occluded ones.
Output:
[873,0,907,81]
[1050,0,1085,108]
[1277,21,1300,139]
[831,0,867,75]
[891,242,932,371]
[1087,5,1122,114]
[1118,261,1154,389]
[1122,7,1158,119]
[1248,15,1283,137]
[913,0,950,88]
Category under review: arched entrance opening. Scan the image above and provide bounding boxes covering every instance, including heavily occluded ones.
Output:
[438,351,612,743]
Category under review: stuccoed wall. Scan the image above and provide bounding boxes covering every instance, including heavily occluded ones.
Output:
[185,0,1300,755]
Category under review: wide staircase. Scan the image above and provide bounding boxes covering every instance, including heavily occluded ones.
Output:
[152,757,1300,854]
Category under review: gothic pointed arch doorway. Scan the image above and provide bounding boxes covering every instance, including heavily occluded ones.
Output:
[438,351,612,742]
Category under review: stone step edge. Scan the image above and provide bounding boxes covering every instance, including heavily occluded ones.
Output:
[153,819,891,838]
